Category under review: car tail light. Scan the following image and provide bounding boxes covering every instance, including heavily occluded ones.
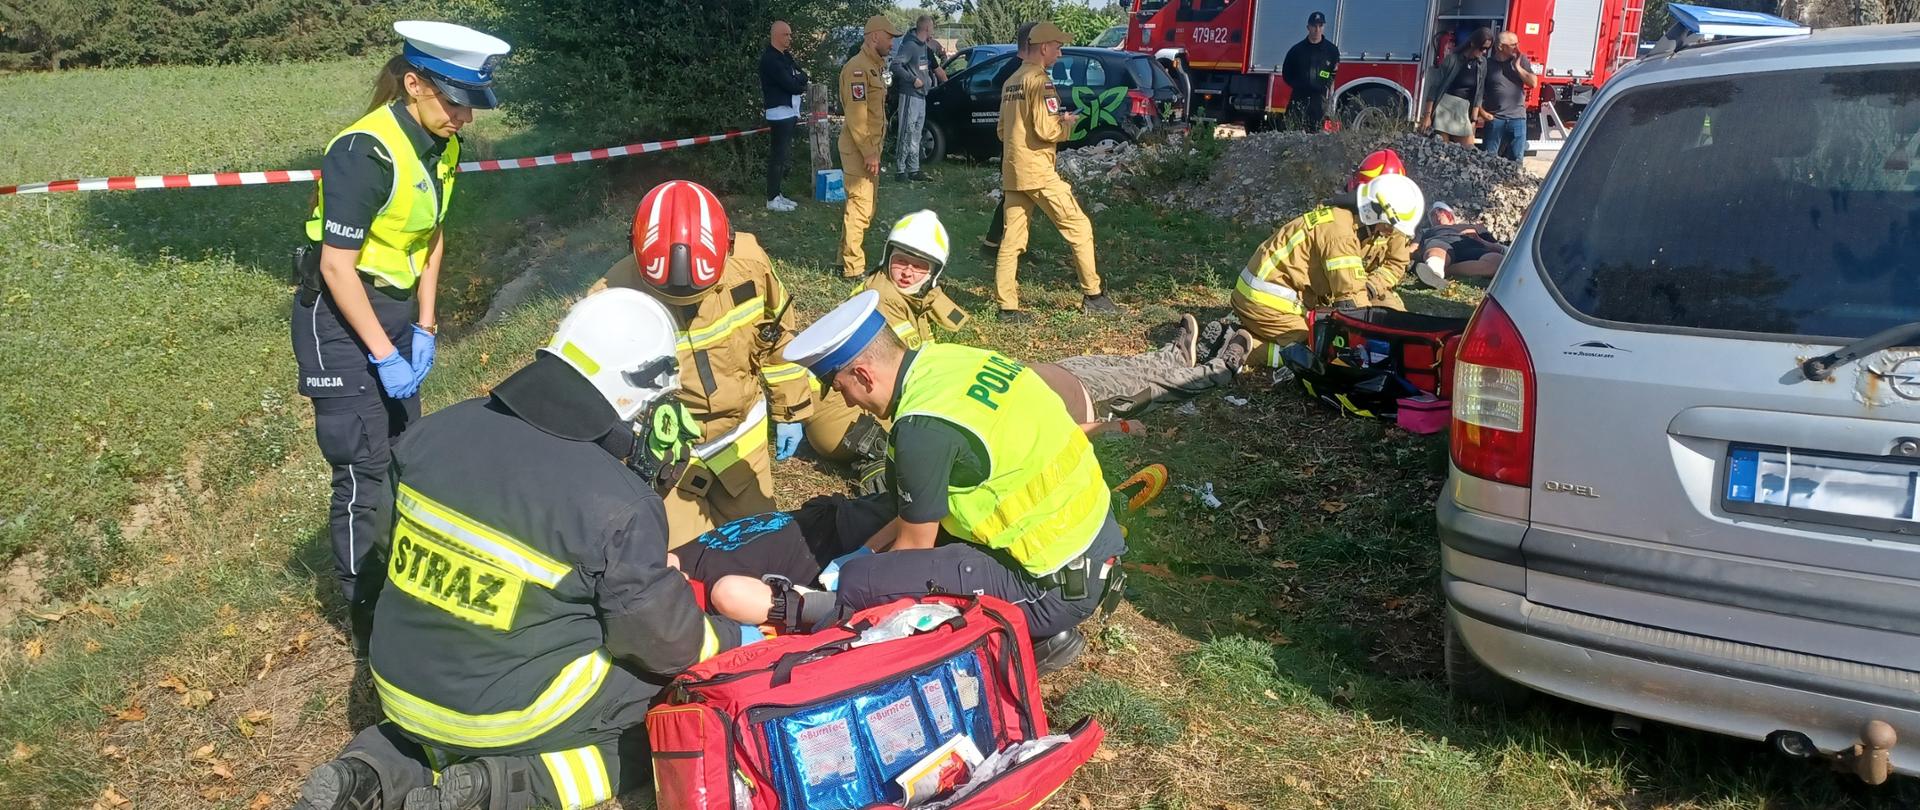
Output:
[1451,297,1535,487]
[1128,89,1155,117]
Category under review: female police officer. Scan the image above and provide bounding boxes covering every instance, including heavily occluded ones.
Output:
[293,21,508,651]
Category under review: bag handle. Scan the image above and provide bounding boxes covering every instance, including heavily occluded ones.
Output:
[770,640,855,687]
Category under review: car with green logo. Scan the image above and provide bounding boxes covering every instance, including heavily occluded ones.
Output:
[920,46,1183,164]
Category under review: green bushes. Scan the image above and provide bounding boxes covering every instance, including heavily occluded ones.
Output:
[491,0,889,150]
[0,0,482,71]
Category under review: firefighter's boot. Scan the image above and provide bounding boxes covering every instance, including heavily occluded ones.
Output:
[1032,628,1087,676]
[291,758,384,810]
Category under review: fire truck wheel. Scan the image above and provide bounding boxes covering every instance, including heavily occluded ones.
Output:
[1338,86,1407,129]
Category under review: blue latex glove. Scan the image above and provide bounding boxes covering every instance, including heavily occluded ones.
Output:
[409,325,437,389]
[739,624,766,647]
[370,349,420,399]
[818,547,874,592]
[774,421,804,461]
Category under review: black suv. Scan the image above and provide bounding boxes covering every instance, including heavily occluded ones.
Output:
[920,46,1183,163]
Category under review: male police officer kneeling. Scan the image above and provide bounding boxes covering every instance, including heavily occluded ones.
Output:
[710,291,1126,674]
[292,289,755,810]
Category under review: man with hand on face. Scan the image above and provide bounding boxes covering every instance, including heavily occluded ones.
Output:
[840,15,903,279]
[706,292,1129,675]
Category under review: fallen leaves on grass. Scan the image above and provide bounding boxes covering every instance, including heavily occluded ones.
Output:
[11,742,34,761]
[22,637,43,660]
[237,708,273,737]
[94,785,131,809]
[1271,560,1299,570]
[157,674,190,693]
[248,791,276,809]
[110,702,146,723]
[1318,500,1348,514]
[255,651,275,680]
[180,688,215,709]
[83,638,101,653]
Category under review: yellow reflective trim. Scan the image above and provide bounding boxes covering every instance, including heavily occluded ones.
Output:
[540,745,610,810]
[390,523,526,630]
[968,437,1104,567]
[559,342,600,376]
[1234,274,1304,316]
[679,297,764,352]
[1252,229,1308,280]
[760,362,808,385]
[396,485,569,587]
[695,418,769,472]
[1325,255,1364,272]
[373,650,610,749]
[1334,394,1376,418]
[698,619,721,662]
[891,319,920,343]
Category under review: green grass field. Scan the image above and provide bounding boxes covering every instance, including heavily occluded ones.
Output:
[3,59,1919,810]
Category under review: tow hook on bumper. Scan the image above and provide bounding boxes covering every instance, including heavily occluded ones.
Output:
[1834,720,1897,785]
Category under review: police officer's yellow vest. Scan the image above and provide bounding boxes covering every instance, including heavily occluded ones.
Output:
[893,344,1109,576]
[303,104,459,290]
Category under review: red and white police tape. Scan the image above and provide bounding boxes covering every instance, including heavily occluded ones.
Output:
[0,116,822,196]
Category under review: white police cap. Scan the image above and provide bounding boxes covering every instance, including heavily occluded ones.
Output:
[784,290,889,391]
[394,20,511,110]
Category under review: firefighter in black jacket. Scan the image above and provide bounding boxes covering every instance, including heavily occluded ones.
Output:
[1281,11,1340,131]
[291,289,755,810]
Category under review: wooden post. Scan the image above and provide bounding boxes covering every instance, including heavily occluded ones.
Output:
[807,83,832,172]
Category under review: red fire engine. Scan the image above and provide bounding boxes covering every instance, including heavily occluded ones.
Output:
[1121,0,1643,131]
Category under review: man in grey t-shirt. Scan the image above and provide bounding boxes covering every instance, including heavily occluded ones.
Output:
[1482,31,1538,161]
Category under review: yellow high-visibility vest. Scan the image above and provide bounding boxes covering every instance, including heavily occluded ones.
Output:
[304,104,459,290]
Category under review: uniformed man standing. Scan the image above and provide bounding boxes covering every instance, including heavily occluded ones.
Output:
[709,291,1129,674]
[995,22,1116,321]
[293,21,508,652]
[805,210,968,492]
[839,15,902,279]
[1232,175,1424,367]
[290,289,754,810]
[592,181,813,548]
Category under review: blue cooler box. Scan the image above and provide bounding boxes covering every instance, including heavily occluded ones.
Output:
[815,169,846,203]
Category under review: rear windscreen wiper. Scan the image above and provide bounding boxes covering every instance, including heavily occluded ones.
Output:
[1801,320,1920,381]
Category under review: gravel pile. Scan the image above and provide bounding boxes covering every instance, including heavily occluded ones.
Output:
[1058,129,1541,241]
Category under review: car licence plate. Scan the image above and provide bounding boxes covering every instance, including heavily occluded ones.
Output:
[1725,444,1920,534]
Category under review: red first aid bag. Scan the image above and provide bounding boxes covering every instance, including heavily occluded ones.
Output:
[647,595,1103,810]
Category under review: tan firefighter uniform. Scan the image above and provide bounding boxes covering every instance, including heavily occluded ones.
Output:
[995,55,1102,311]
[1232,205,1398,366]
[592,232,813,547]
[1358,229,1413,310]
[839,28,896,279]
[804,275,971,461]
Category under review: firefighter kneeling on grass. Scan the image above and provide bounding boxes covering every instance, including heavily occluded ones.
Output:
[708,291,1128,674]
[292,289,757,810]
[805,209,970,492]
[1231,173,1425,369]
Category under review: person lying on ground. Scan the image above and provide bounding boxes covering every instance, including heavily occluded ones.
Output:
[1412,201,1507,288]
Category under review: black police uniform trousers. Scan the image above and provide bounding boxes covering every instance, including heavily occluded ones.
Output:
[291,275,419,610]
[1287,86,1328,132]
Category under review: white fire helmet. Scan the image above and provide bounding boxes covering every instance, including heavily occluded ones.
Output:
[884,209,950,295]
[541,288,681,422]
[1356,174,1425,238]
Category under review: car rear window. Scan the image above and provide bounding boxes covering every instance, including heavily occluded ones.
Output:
[1127,57,1154,89]
[1535,64,1920,339]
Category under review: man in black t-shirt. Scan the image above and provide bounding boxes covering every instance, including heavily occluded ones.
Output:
[1281,12,1340,132]
[1481,30,1537,160]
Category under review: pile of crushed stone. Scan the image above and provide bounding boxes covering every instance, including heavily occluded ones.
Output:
[1058,129,1542,241]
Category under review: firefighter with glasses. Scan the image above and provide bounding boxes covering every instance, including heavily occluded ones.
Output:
[592,180,813,548]
[291,21,508,652]
[1231,174,1425,367]
[290,289,756,810]
[805,209,970,492]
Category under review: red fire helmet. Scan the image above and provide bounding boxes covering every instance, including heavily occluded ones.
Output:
[1348,149,1407,191]
[632,180,730,303]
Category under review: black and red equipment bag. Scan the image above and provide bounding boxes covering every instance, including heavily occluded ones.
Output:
[647,594,1104,810]
[1281,307,1467,420]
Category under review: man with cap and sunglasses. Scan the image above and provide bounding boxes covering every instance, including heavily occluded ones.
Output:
[840,15,903,279]
[292,20,508,653]
[995,20,1116,321]
[705,291,1129,674]
[589,180,813,550]
[1281,11,1340,131]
